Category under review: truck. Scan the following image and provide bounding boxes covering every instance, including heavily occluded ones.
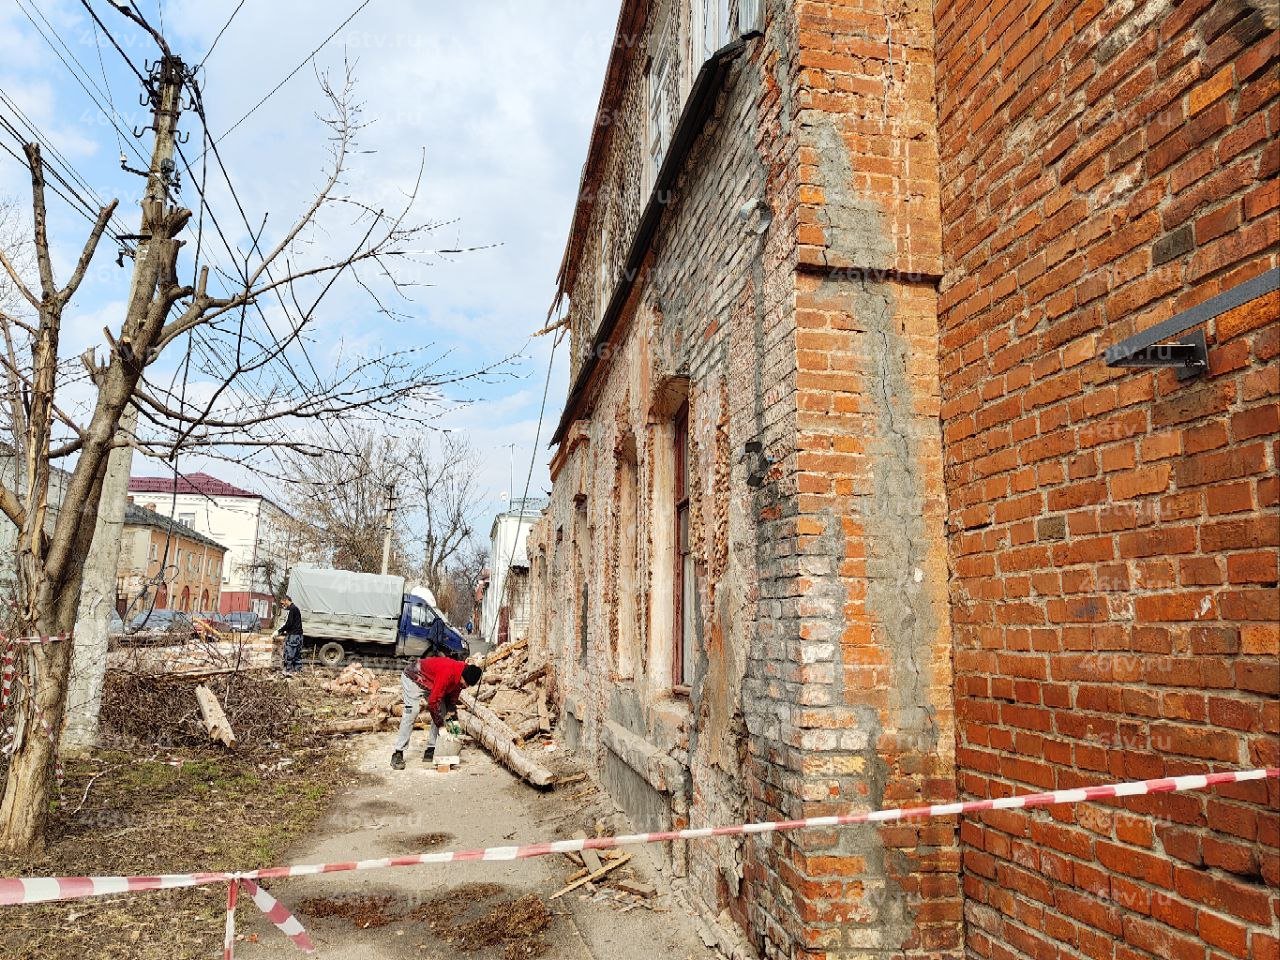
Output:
[285,567,469,667]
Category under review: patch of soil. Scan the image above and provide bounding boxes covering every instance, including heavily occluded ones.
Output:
[404,881,506,921]
[297,894,399,929]
[353,798,407,817]
[403,831,454,849]
[450,894,552,959]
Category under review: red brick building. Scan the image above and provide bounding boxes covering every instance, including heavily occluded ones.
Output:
[527,2,1277,959]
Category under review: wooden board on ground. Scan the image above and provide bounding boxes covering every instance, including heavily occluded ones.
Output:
[549,853,632,899]
[574,831,604,873]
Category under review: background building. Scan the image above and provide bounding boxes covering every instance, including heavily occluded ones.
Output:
[128,472,294,618]
[478,499,545,653]
[527,1,1277,959]
[118,501,227,614]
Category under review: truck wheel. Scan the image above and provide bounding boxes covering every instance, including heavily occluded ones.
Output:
[317,641,346,667]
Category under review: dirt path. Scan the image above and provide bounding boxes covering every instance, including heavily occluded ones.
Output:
[234,733,719,960]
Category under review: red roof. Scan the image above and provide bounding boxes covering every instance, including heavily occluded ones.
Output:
[128,471,261,499]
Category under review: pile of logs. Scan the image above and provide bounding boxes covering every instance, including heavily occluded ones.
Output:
[323,664,381,697]
[469,638,551,740]
[458,638,555,789]
[314,640,558,789]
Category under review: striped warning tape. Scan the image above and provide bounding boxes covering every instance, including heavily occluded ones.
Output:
[222,876,315,959]
[0,634,69,646]
[0,768,1274,956]
[0,641,14,714]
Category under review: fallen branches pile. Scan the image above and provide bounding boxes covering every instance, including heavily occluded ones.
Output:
[100,668,298,753]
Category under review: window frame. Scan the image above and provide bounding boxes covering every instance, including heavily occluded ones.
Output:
[646,47,671,193]
[673,404,693,691]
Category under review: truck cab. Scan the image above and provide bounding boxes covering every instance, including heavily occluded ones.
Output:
[399,595,469,660]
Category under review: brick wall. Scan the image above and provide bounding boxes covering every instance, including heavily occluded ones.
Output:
[757,1,961,957]
[935,1,1279,959]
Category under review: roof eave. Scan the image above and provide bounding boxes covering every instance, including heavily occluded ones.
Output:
[549,38,748,446]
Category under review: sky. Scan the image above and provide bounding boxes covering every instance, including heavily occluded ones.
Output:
[0,0,620,545]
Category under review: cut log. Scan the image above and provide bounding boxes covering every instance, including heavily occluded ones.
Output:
[194,684,236,747]
[512,716,541,740]
[482,637,528,668]
[458,691,553,788]
[317,717,384,735]
[549,853,632,899]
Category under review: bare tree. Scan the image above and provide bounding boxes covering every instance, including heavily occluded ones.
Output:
[434,540,488,626]
[278,428,412,576]
[404,432,485,590]
[0,13,502,852]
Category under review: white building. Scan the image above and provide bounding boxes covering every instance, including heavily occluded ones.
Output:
[128,472,293,618]
[479,499,545,649]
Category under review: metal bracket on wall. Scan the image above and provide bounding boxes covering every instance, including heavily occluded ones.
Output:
[1103,268,1279,381]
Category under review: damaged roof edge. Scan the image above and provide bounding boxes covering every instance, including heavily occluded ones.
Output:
[552,0,649,309]
[549,38,750,448]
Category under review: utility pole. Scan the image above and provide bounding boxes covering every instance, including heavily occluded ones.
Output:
[380,482,398,576]
[63,54,186,753]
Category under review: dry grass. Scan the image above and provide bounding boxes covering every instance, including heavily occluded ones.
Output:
[0,672,351,960]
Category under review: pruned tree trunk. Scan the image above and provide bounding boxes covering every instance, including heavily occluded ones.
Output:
[62,410,136,754]
[459,691,553,788]
[0,600,76,852]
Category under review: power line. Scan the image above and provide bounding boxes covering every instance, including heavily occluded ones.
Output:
[204,0,375,150]
[87,14,127,160]
[17,0,149,168]
[197,0,247,70]
[499,331,560,591]
[74,0,148,84]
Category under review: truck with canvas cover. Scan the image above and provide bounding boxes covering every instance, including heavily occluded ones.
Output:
[286,567,469,667]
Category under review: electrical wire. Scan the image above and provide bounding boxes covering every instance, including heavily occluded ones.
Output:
[496,330,560,613]
[74,0,149,84]
[197,0,247,70]
[203,0,375,151]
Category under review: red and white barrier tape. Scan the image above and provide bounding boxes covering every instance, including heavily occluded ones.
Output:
[0,642,14,714]
[223,877,314,958]
[0,634,69,645]
[0,768,1275,957]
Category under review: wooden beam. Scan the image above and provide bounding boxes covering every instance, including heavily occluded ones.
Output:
[549,853,632,899]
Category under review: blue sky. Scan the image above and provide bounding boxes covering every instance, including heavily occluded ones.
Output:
[0,0,620,529]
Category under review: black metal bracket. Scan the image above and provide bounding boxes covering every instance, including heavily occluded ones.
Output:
[1107,329,1208,380]
[1103,268,1278,381]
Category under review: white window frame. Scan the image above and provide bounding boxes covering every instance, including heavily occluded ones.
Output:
[647,48,672,193]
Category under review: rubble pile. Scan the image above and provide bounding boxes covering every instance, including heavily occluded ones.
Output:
[472,638,553,743]
[322,663,385,715]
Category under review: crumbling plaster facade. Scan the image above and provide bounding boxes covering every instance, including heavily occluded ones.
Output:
[527,1,957,958]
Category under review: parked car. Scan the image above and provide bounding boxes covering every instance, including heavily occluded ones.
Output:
[108,611,125,636]
[127,609,192,632]
[222,611,262,633]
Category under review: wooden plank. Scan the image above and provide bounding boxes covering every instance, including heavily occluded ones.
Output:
[549,853,632,900]
[574,831,603,873]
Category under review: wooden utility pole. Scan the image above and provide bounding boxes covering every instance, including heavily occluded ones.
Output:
[62,54,186,754]
[379,482,397,575]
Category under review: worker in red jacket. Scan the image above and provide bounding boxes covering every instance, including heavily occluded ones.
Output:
[391,655,483,770]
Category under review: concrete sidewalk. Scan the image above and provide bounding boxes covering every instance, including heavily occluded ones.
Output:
[234,733,719,960]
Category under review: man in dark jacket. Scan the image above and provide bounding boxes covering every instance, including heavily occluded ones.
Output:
[275,596,304,674]
[391,655,482,769]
